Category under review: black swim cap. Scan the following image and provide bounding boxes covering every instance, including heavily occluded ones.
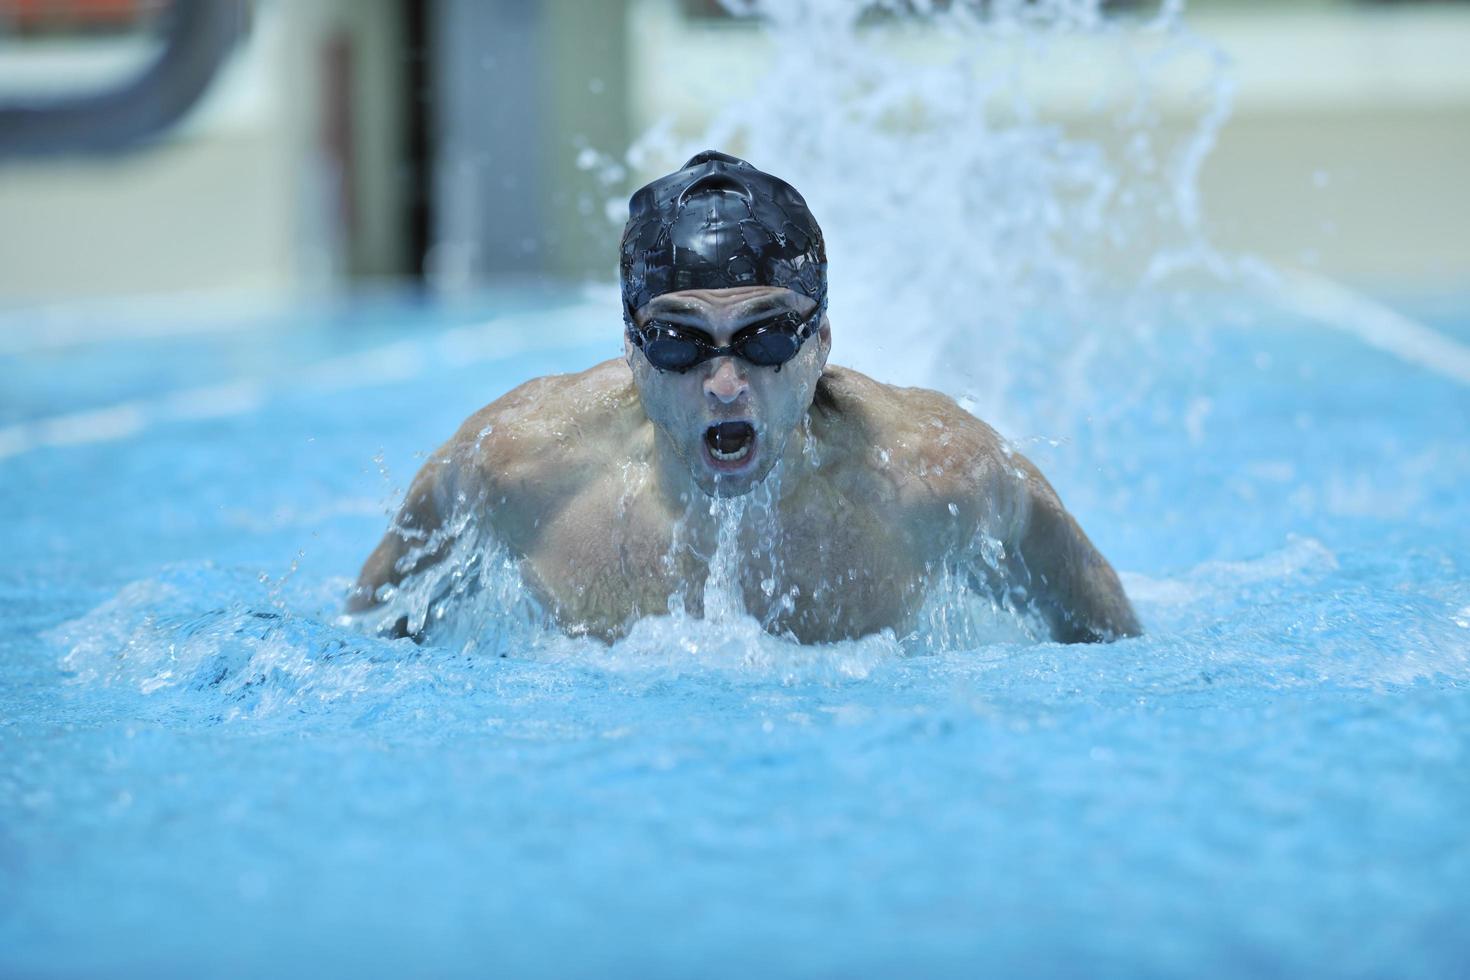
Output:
[620,150,827,318]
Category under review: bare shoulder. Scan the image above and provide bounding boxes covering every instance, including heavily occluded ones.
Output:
[350,359,637,611]
[435,358,642,504]
[817,365,1010,476]
[814,364,1027,547]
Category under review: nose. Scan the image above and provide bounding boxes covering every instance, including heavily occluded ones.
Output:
[703,356,748,405]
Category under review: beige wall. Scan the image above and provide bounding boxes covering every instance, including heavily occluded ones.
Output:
[1195,6,1470,288]
[0,134,294,298]
[0,0,408,303]
[1204,108,1470,288]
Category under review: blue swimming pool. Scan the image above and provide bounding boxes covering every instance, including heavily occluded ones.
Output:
[1,279,1467,976]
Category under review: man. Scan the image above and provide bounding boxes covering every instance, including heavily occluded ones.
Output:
[349,150,1140,645]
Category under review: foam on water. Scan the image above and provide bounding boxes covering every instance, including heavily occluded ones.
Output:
[45,524,1469,739]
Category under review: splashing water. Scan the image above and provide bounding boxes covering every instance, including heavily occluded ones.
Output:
[621,0,1249,440]
[703,492,755,623]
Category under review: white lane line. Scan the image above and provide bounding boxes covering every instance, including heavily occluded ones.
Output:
[1276,269,1470,387]
[0,305,612,462]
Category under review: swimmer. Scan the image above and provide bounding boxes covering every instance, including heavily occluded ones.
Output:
[350,150,1140,644]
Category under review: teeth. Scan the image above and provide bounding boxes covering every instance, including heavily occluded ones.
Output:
[711,442,751,462]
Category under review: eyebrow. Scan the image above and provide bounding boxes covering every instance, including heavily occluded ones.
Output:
[733,297,796,319]
[645,296,800,323]
[644,299,705,318]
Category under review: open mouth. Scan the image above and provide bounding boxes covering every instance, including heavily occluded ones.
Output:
[703,420,757,470]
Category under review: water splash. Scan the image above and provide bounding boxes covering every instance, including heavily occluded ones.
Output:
[701,492,752,624]
[44,560,906,730]
[46,530,1469,735]
[622,0,1245,440]
[345,519,552,657]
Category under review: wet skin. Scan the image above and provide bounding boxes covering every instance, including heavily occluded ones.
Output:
[350,286,1141,644]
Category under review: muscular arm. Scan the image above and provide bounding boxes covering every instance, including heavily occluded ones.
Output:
[346,443,468,636]
[345,369,599,637]
[827,370,1140,644]
[348,455,450,607]
[1002,452,1141,643]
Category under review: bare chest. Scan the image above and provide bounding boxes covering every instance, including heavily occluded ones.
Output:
[517,477,934,643]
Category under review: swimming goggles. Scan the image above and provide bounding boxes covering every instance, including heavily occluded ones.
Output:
[626,301,824,374]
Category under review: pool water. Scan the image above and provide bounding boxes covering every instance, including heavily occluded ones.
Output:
[1,281,1467,976]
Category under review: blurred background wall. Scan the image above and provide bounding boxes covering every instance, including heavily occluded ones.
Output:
[0,0,1465,303]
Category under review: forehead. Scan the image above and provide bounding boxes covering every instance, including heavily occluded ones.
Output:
[639,286,811,321]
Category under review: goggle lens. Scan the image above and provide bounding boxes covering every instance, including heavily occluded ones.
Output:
[739,329,800,366]
[631,307,820,374]
[643,331,704,372]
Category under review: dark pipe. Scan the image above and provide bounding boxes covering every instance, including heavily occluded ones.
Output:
[0,0,248,158]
